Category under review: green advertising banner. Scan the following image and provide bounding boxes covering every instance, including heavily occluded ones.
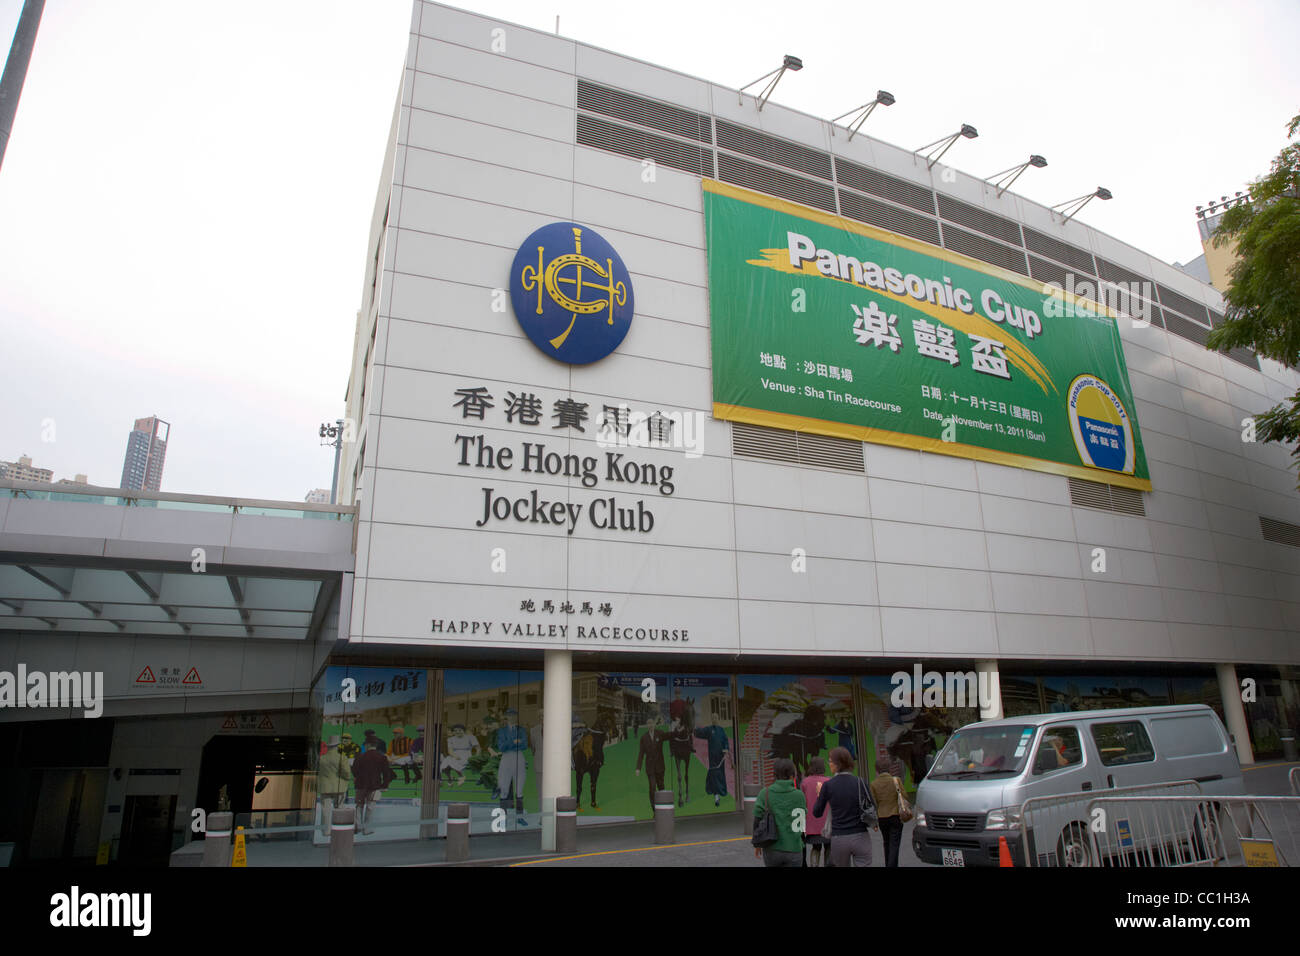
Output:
[704,180,1151,490]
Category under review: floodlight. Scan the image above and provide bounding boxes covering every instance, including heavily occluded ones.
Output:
[739,55,804,111]
[985,154,1048,197]
[915,124,979,170]
[830,90,896,140]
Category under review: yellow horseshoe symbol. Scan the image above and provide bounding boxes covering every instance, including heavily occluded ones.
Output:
[545,254,616,315]
[519,227,629,351]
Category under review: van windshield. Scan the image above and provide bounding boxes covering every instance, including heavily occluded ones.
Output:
[928,724,1035,779]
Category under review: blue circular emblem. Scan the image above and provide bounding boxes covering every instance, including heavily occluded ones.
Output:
[509,222,635,364]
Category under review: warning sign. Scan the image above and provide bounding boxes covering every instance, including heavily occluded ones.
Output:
[134,666,203,690]
[1241,838,1280,867]
[220,713,280,735]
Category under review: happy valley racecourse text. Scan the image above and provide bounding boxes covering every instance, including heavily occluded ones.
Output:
[455,434,674,535]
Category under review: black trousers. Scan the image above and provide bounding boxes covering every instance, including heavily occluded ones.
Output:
[879,815,904,867]
[645,769,664,808]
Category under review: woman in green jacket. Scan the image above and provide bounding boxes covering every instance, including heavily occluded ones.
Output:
[753,758,807,867]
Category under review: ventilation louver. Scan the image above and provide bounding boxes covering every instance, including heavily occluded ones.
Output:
[1260,516,1300,548]
[732,422,864,473]
[1068,477,1146,516]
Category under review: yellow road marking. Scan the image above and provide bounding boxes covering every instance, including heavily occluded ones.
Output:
[509,836,751,866]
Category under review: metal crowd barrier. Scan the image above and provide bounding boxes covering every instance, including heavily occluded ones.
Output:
[1021,780,1203,867]
[1085,794,1300,867]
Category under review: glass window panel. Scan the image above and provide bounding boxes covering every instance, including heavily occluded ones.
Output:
[1090,720,1156,766]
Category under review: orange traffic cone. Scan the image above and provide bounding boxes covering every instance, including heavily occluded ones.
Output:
[998,835,1014,867]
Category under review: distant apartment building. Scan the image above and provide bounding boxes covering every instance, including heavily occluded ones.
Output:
[305,488,331,503]
[120,416,170,492]
[56,474,90,486]
[0,455,54,483]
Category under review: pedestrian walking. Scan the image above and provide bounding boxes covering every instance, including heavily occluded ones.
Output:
[800,755,831,866]
[352,737,395,835]
[870,758,906,867]
[812,746,875,867]
[752,758,807,867]
[317,735,352,837]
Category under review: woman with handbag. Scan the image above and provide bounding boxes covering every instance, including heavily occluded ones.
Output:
[799,755,831,866]
[869,755,911,867]
[812,746,876,867]
[751,758,807,867]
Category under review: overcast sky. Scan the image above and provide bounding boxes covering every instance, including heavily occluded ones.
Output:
[1,0,1296,501]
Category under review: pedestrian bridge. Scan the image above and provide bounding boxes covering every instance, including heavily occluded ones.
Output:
[0,479,356,717]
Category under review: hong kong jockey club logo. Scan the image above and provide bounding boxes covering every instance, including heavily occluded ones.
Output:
[1068,373,1136,475]
[509,222,635,364]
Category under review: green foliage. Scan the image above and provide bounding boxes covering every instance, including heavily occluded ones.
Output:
[1206,113,1300,483]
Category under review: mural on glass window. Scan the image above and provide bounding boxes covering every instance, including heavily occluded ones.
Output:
[316,665,428,842]
[568,673,735,823]
[439,669,543,833]
[859,675,976,789]
[737,676,855,790]
[1040,674,1169,712]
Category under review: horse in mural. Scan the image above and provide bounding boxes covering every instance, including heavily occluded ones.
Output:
[572,713,615,810]
[667,697,696,806]
[887,708,948,784]
[769,703,827,778]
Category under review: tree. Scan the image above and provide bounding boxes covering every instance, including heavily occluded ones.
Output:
[1206,112,1300,485]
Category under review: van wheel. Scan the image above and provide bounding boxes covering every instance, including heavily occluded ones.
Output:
[1058,823,1093,867]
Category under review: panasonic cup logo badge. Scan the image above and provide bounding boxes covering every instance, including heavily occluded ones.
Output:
[1068,374,1136,474]
[510,222,635,364]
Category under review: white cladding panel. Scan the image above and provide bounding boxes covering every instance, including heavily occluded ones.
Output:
[345,2,1300,663]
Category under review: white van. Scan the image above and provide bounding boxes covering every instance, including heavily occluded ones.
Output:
[912,704,1243,867]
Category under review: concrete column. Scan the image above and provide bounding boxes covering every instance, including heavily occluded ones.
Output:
[976,660,1003,720]
[555,795,577,853]
[328,806,354,867]
[541,649,572,852]
[446,803,470,862]
[653,789,675,845]
[1216,663,1255,766]
[201,811,232,867]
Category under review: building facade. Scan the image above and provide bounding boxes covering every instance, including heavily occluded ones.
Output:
[316,2,1300,842]
[0,456,53,483]
[119,416,169,492]
[3,2,1299,865]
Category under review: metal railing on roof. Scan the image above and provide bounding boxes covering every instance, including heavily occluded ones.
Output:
[0,479,356,521]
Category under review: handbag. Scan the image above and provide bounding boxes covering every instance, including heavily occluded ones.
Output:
[751,787,779,847]
[857,777,878,829]
[894,777,913,823]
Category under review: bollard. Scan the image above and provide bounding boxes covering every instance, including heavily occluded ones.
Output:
[328,806,355,867]
[555,795,577,853]
[201,811,233,867]
[653,789,675,845]
[742,784,759,835]
[446,802,470,863]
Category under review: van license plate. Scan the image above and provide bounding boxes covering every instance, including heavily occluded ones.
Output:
[942,849,965,867]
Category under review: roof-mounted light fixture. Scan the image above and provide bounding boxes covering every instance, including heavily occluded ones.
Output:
[1198,191,1252,219]
[738,55,803,111]
[1052,187,1112,223]
[915,124,978,170]
[831,90,895,141]
[985,154,1047,198]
